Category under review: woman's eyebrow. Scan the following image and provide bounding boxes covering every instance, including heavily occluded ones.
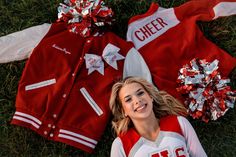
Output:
[124,95,131,100]
[135,88,143,93]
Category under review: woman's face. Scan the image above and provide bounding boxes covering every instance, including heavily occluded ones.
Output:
[118,82,154,121]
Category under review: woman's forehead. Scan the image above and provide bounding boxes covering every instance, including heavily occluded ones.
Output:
[119,82,144,97]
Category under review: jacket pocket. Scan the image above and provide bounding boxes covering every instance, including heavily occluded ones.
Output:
[25,78,56,91]
[80,87,103,116]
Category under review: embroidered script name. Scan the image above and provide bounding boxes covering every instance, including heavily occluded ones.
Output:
[52,44,71,55]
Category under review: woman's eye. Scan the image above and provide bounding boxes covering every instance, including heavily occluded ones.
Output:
[137,91,144,96]
[124,98,131,103]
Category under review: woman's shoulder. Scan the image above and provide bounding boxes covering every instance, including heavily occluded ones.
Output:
[160,115,180,125]
[112,136,123,146]
[159,115,184,135]
[118,128,141,145]
[160,115,189,124]
[111,137,126,157]
[118,128,140,138]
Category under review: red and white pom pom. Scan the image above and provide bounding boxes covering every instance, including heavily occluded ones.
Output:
[57,0,114,37]
[176,58,235,122]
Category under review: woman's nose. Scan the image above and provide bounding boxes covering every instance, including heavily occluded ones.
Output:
[133,96,141,105]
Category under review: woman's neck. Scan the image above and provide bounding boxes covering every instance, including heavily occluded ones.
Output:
[133,112,160,141]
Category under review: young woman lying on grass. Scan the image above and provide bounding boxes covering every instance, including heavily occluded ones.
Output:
[109,76,207,157]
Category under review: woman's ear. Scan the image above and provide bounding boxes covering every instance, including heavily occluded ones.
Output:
[122,110,128,118]
[150,96,154,102]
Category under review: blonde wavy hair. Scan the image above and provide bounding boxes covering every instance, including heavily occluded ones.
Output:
[109,76,187,136]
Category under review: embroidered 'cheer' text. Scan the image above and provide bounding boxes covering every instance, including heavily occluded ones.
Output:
[134,17,168,41]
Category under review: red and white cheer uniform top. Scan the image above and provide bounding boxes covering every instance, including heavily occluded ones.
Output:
[110,116,207,157]
[0,22,152,153]
[127,0,236,102]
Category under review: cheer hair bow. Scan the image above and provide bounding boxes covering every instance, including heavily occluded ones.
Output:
[84,43,125,75]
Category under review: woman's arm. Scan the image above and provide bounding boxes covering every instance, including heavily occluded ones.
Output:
[178,116,208,157]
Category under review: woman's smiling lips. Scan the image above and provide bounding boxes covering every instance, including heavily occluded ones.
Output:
[134,104,147,112]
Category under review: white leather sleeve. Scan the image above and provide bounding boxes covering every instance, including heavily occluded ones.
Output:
[0,23,51,63]
[123,47,153,84]
[178,116,208,157]
[212,1,236,19]
[110,137,126,157]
